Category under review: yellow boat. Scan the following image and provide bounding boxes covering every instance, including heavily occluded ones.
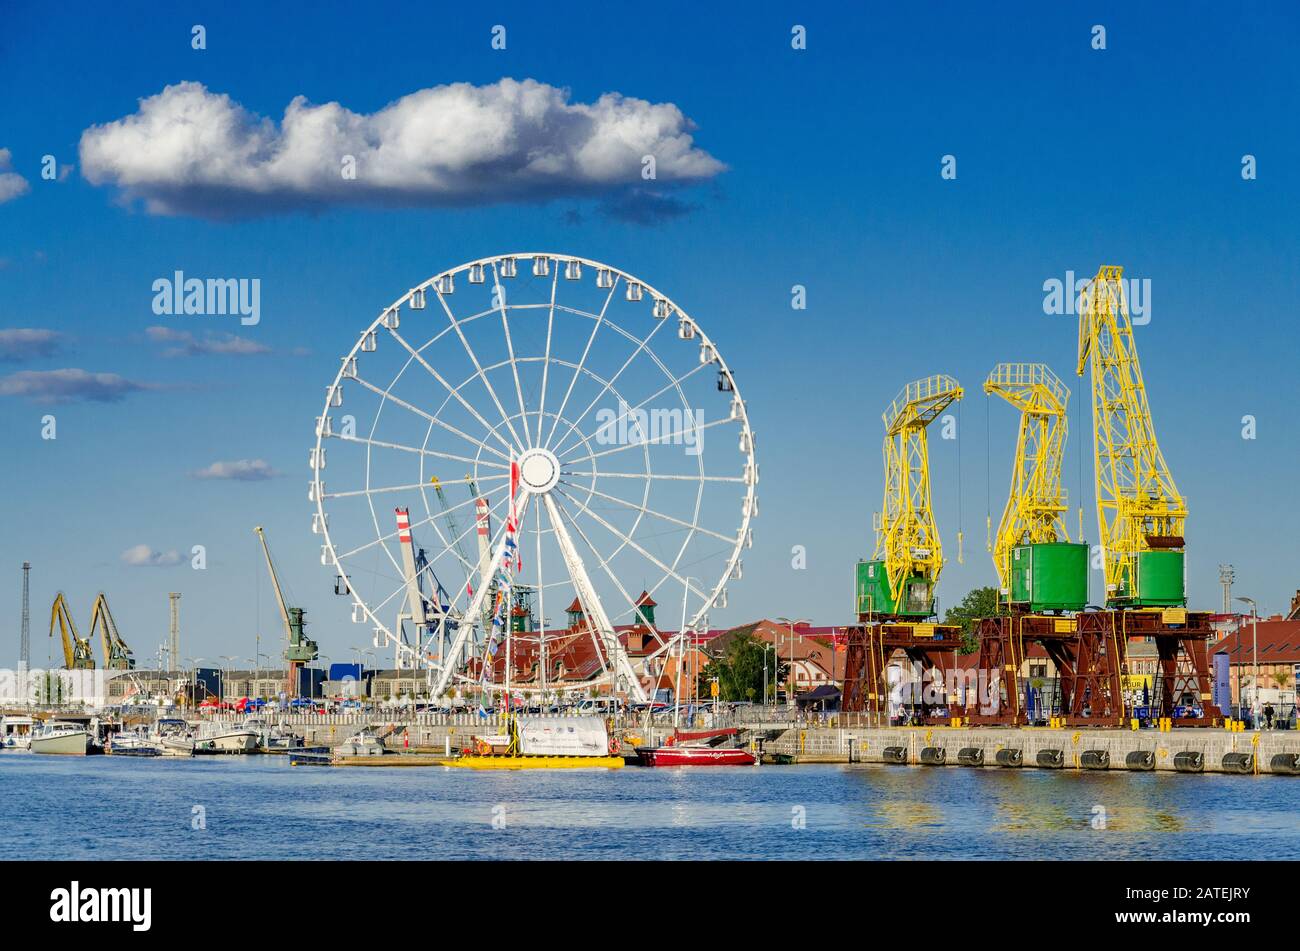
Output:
[448,754,624,770]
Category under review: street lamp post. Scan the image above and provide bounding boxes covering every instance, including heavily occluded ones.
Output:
[219,655,238,709]
[1237,597,1260,727]
[762,643,775,715]
[776,617,810,716]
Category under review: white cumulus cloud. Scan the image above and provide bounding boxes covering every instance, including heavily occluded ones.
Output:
[0,149,30,204]
[78,79,725,218]
[190,458,279,481]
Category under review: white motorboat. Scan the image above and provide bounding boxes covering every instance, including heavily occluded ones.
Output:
[154,718,195,757]
[108,727,164,757]
[192,724,260,754]
[1,715,35,750]
[30,721,94,756]
[242,717,304,751]
[336,726,388,757]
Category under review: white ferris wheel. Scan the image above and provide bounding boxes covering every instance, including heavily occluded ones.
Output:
[309,253,757,702]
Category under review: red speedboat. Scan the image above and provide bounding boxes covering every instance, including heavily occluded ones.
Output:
[636,728,757,767]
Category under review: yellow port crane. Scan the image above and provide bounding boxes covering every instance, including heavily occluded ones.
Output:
[90,592,135,670]
[984,363,1071,597]
[1077,265,1188,607]
[865,374,964,617]
[50,592,96,669]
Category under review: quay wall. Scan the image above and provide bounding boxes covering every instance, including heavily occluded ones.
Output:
[202,713,1300,774]
[767,725,1300,774]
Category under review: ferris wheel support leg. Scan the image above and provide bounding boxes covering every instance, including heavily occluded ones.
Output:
[543,494,650,704]
[427,494,532,700]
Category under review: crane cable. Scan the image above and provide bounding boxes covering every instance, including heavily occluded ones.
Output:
[955,398,964,565]
[985,391,992,554]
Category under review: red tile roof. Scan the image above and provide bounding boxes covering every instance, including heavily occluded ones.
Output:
[1212,620,1300,664]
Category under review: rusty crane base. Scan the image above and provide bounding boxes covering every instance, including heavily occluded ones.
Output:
[965,614,1124,727]
[965,609,1222,728]
[841,621,964,724]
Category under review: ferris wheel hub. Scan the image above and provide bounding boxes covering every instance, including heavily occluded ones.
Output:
[517,447,561,494]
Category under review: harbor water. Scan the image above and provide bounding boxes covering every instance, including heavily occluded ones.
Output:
[2,755,1298,860]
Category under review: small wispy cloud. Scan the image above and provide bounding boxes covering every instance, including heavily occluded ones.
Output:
[145,325,270,357]
[190,458,279,481]
[0,149,30,204]
[599,188,696,224]
[0,328,67,362]
[121,544,183,567]
[0,368,151,403]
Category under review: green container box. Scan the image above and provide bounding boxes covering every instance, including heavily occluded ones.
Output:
[855,560,934,618]
[1009,543,1088,612]
[1132,550,1185,606]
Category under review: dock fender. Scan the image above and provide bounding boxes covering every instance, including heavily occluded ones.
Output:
[1269,752,1300,775]
[1172,750,1204,773]
[994,748,1023,767]
[1036,748,1065,768]
[1080,749,1110,770]
[1221,752,1255,774]
[1124,750,1155,771]
[919,746,946,766]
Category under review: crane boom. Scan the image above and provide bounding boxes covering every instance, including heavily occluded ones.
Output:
[1077,265,1187,607]
[429,476,473,570]
[50,592,95,670]
[255,526,294,637]
[254,525,319,696]
[984,363,1071,595]
[90,592,135,670]
[863,374,963,617]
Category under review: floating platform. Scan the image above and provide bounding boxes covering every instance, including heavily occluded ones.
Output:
[447,755,625,770]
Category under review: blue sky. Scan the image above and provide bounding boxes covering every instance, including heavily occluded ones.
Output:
[1,1,1297,670]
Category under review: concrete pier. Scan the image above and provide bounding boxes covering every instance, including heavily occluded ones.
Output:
[765,725,1300,774]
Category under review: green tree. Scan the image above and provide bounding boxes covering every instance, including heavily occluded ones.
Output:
[944,586,1002,653]
[700,632,785,702]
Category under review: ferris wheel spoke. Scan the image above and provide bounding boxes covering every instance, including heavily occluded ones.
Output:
[551,495,663,631]
[492,260,537,448]
[546,317,668,457]
[542,494,644,699]
[563,482,736,546]
[384,332,516,460]
[552,485,709,603]
[434,289,529,452]
[552,360,712,459]
[532,261,562,450]
[543,276,620,448]
[328,479,462,502]
[329,472,507,503]
[346,376,511,465]
[336,431,509,471]
[561,470,744,484]
[560,416,734,467]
